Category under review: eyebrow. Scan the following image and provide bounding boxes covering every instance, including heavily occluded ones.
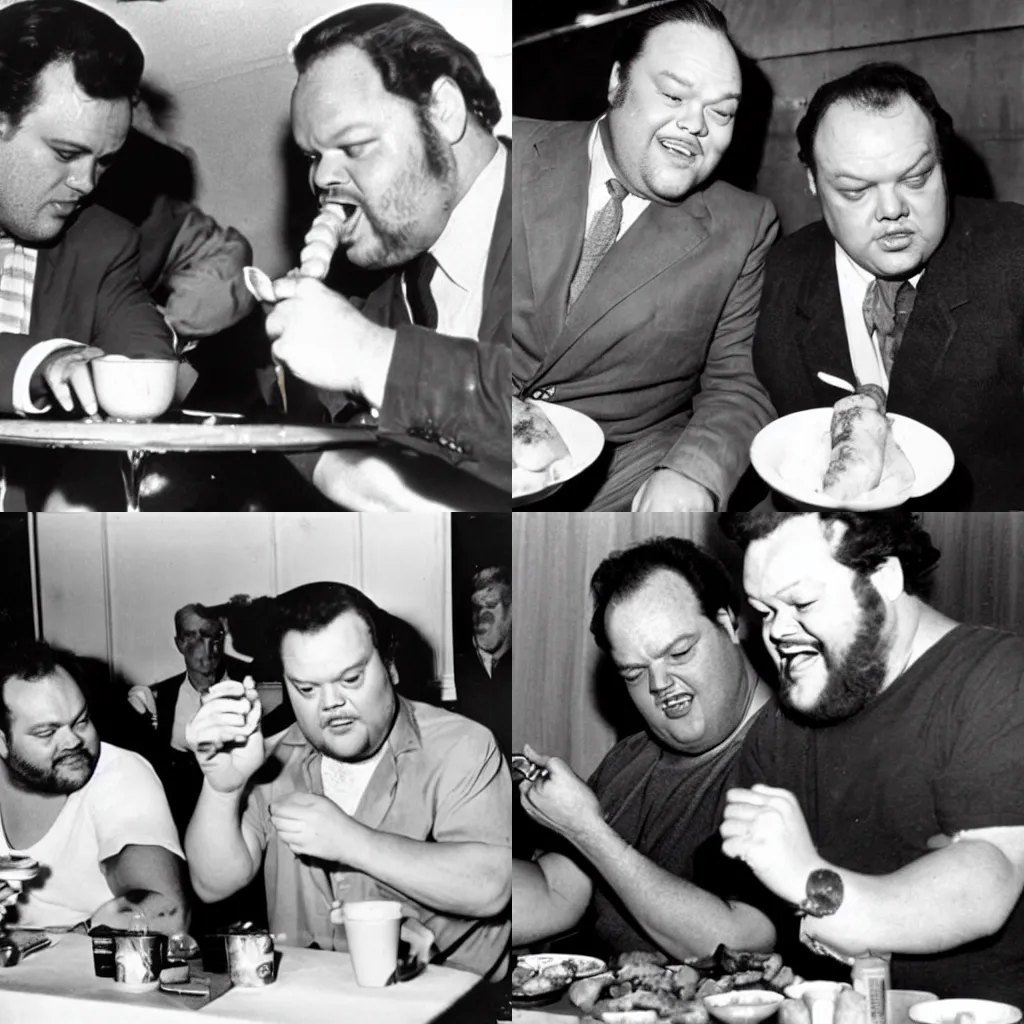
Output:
[657,71,740,104]
[286,656,370,687]
[615,631,698,670]
[31,703,89,732]
[832,149,935,185]
[47,138,120,163]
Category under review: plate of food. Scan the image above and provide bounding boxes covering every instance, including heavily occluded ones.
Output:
[513,397,605,506]
[568,946,801,1023]
[511,952,608,1007]
[750,386,954,509]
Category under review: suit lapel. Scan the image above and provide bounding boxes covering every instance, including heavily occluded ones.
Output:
[479,142,510,341]
[520,121,591,355]
[530,182,711,385]
[887,220,968,412]
[30,243,58,341]
[792,229,861,406]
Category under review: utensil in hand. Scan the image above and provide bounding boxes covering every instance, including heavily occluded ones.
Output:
[511,753,548,784]
[242,266,276,304]
[817,371,856,393]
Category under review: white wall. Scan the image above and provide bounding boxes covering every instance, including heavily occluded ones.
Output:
[30,0,513,275]
[34,512,455,697]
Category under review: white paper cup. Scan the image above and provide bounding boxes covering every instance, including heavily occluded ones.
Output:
[343,900,403,987]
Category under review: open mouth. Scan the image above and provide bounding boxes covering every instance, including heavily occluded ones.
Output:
[323,717,357,732]
[659,692,694,718]
[776,644,821,675]
[877,231,914,251]
[658,138,700,161]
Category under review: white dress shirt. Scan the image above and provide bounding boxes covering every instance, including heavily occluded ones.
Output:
[404,144,507,341]
[586,118,650,242]
[834,242,924,391]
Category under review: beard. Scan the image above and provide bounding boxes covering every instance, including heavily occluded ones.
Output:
[781,575,890,724]
[4,744,98,795]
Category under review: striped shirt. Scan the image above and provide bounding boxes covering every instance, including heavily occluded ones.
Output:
[0,235,38,335]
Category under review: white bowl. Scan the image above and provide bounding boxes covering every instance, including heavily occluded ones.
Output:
[513,400,605,506]
[705,990,785,1024]
[92,356,179,422]
[750,408,954,509]
[909,999,1023,1024]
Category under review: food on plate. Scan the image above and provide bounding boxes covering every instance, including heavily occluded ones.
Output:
[569,947,801,1024]
[822,385,915,500]
[513,396,572,492]
[778,999,812,1024]
[511,954,607,1000]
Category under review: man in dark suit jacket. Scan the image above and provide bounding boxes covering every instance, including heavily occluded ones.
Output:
[513,1,778,512]
[0,2,174,417]
[752,63,1024,510]
[253,4,509,507]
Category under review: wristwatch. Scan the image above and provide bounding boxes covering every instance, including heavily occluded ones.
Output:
[796,868,844,917]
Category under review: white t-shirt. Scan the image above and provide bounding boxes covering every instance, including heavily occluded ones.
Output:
[0,742,183,929]
[320,746,388,817]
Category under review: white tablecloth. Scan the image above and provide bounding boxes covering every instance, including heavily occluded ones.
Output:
[0,934,479,1024]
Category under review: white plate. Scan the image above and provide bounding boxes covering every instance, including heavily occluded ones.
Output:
[516,953,607,980]
[513,401,605,506]
[750,408,954,509]
[910,1000,1023,1024]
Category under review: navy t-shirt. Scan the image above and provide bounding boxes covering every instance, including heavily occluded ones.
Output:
[728,624,1024,999]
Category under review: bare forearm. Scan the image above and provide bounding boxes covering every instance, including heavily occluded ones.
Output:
[512,858,587,945]
[805,841,1022,955]
[184,783,257,901]
[343,823,509,917]
[576,822,774,958]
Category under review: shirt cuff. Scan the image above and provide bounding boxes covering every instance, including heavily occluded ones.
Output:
[14,338,86,416]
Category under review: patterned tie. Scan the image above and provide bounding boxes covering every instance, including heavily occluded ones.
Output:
[862,278,917,379]
[0,234,37,335]
[404,251,439,329]
[568,178,628,310]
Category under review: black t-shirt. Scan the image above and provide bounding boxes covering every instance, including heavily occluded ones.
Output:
[731,624,1024,1000]
[582,704,770,956]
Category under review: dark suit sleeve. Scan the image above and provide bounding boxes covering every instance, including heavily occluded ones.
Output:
[93,226,176,358]
[660,198,779,504]
[0,335,48,414]
[374,318,511,493]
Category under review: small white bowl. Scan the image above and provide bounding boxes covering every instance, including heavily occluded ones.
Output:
[909,999,1023,1024]
[92,356,178,422]
[705,990,785,1024]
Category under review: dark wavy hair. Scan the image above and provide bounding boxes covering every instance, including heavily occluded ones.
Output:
[610,0,731,93]
[796,62,954,179]
[0,639,66,735]
[273,581,396,667]
[589,537,741,653]
[719,512,940,597]
[0,0,144,130]
[291,3,501,132]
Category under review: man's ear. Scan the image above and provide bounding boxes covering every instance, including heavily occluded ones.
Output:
[0,729,8,760]
[806,167,818,197]
[386,660,400,690]
[716,607,741,645]
[427,75,468,145]
[174,636,186,655]
[607,62,623,106]
[871,556,905,603]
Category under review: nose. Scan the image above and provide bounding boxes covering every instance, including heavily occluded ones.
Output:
[675,101,708,138]
[766,609,799,647]
[56,726,85,754]
[647,662,671,694]
[875,184,908,222]
[320,682,348,711]
[66,160,99,197]
[310,153,352,196]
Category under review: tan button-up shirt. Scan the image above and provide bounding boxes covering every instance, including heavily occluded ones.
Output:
[242,696,511,975]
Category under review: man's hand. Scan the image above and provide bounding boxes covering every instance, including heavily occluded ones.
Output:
[37,346,105,415]
[720,785,824,905]
[632,468,716,512]
[264,275,396,409]
[184,678,265,794]
[269,792,358,863]
[127,685,158,724]
[518,743,604,845]
[90,891,183,935]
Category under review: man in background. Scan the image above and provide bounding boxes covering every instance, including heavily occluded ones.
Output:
[256,3,510,507]
[513,538,774,960]
[513,0,777,511]
[0,641,186,934]
[456,566,511,761]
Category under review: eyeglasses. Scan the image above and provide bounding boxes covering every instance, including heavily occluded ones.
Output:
[179,630,225,642]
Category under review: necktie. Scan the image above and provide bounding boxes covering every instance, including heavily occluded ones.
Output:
[862,278,917,378]
[404,251,439,329]
[568,178,628,310]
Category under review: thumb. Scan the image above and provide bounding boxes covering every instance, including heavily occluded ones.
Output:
[522,743,552,767]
